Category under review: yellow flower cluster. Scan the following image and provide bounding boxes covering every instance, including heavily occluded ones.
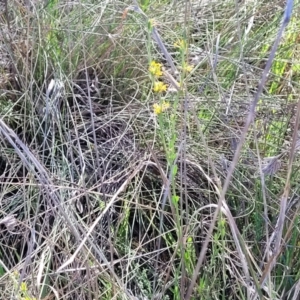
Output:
[149,61,163,77]
[153,101,170,115]
[182,62,194,73]
[149,60,168,94]
[20,282,27,293]
[11,273,36,300]
[174,39,187,50]
[153,81,167,93]
[19,281,36,300]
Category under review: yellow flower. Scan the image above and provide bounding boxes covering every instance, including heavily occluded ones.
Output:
[149,61,163,77]
[153,81,167,93]
[20,282,28,292]
[182,62,194,73]
[153,103,162,115]
[153,101,170,115]
[174,39,187,50]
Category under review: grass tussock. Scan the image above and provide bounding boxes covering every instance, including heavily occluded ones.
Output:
[0,0,300,299]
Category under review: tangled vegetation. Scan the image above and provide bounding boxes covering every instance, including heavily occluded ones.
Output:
[0,0,300,299]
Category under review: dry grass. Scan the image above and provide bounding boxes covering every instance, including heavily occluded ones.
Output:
[0,0,300,299]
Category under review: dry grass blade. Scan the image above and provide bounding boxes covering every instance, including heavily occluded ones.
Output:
[186,0,294,298]
[185,28,259,300]
[0,118,133,298]
[260,94,300,286]
[261,155,282,176]
[1,0,300,298]
[286,279,300,300]
[57,161,144,273]
[0,214,17,231]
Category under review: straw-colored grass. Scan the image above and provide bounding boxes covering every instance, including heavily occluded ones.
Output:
[0,0,299,299]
